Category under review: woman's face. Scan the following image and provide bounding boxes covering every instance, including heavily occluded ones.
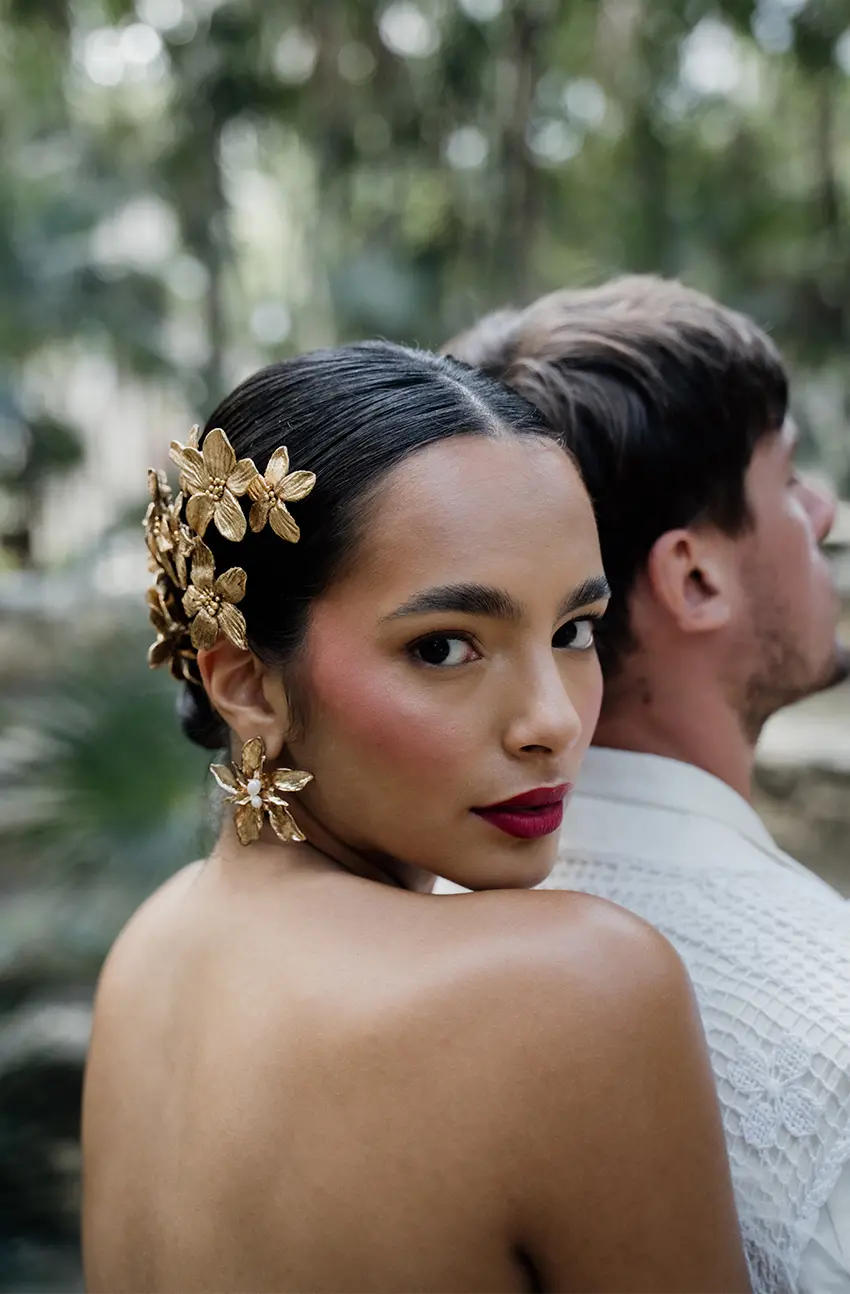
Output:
[285,434,607,890]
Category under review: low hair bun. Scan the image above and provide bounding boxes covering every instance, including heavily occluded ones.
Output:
[177,679,228,751]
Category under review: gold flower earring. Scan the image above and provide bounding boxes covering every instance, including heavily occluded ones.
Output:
[211,737,313,846]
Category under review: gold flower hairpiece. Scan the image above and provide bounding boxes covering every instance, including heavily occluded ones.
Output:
[169,425,258,543]
[147,580,199,683]
[144,424,316,674]
[247,446,317,543]
[182,539,248,652]
[144,468,194,590]
[143,470,197,680]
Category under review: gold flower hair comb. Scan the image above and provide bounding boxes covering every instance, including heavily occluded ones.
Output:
[143,426,316,848]
[143,425,316,678]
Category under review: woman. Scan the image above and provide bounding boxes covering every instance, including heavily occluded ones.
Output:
[82,342,749,1293]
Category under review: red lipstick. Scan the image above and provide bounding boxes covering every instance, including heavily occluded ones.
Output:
[472,784,571,840]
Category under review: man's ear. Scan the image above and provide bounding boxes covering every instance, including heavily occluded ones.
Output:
[198,641,291,760]
[645,528,734,634]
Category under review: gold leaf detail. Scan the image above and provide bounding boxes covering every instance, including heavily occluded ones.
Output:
[241,738,265,778]
[269,803,306,843]
[235,802,264,845]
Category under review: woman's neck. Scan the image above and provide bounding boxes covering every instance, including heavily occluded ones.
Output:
[215,805,435,893]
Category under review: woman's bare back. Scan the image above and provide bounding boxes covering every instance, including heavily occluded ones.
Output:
[83,849,748,1294]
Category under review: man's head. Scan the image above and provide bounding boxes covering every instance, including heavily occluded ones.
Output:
[446,276,846,740]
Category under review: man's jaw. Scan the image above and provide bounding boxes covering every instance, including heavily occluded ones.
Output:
[743,638,850,741]
[813,641,850,694]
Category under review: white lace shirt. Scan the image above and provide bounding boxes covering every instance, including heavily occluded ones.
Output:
[536,747,850,1294]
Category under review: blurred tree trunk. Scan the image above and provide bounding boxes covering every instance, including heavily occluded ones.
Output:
[597,0,675,275]
[497,4,542,298]
[813,72,850,493]
[629,97,671,274]
[166,28,235,408]
[313,6,349,210]
[813,71,846,346]
[814,75,840,240]
[196,172,228,408]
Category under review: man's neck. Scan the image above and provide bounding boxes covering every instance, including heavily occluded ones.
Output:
[593,680,757,803]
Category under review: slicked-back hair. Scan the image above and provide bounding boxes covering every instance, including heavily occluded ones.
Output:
[445,276,788,677]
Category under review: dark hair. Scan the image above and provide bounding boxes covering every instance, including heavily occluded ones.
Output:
[179,340,552,748]
[445,275,788,677]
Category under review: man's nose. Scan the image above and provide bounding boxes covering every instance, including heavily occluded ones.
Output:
[802,474,837,544]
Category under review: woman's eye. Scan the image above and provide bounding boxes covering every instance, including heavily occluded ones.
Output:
[409,635,478,667]
[553,619,596,652]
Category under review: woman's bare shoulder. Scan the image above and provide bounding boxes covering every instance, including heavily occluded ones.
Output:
[395,887,695,1102]
[432,885,685,1009]
[473,887,696,1076]
[92,861,205,1004]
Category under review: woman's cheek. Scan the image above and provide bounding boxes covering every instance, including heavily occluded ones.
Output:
[307,637,467,774]
[562,657,603,758]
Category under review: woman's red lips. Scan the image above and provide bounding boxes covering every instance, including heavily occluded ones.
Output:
[472,784,572,840]
[481,784,571,811]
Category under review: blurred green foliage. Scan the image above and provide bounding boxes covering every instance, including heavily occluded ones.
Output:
[0,619,210,886]
[1,0,849,491]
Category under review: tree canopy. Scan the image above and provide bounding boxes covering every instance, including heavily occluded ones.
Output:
[0,0,848,541]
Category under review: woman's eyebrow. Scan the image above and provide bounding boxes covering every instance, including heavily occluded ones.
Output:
[559,574,610,617]
[385,573,611,624]
[385,583,523,623]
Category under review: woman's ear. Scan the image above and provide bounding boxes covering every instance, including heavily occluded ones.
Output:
[198,642,291,760]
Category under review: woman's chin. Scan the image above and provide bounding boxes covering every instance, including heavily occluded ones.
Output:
[439,838,559,893]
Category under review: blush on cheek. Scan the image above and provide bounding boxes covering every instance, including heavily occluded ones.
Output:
[306,628,457,774]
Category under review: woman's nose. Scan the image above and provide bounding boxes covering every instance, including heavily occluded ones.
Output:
[503,658,583,757]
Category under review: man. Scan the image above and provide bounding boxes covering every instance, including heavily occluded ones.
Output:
[443,276,850,1293]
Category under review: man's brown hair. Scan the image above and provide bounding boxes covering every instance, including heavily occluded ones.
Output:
[445,276,788,676]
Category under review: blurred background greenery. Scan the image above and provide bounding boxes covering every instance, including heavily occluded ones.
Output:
[1,0,849,1287]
